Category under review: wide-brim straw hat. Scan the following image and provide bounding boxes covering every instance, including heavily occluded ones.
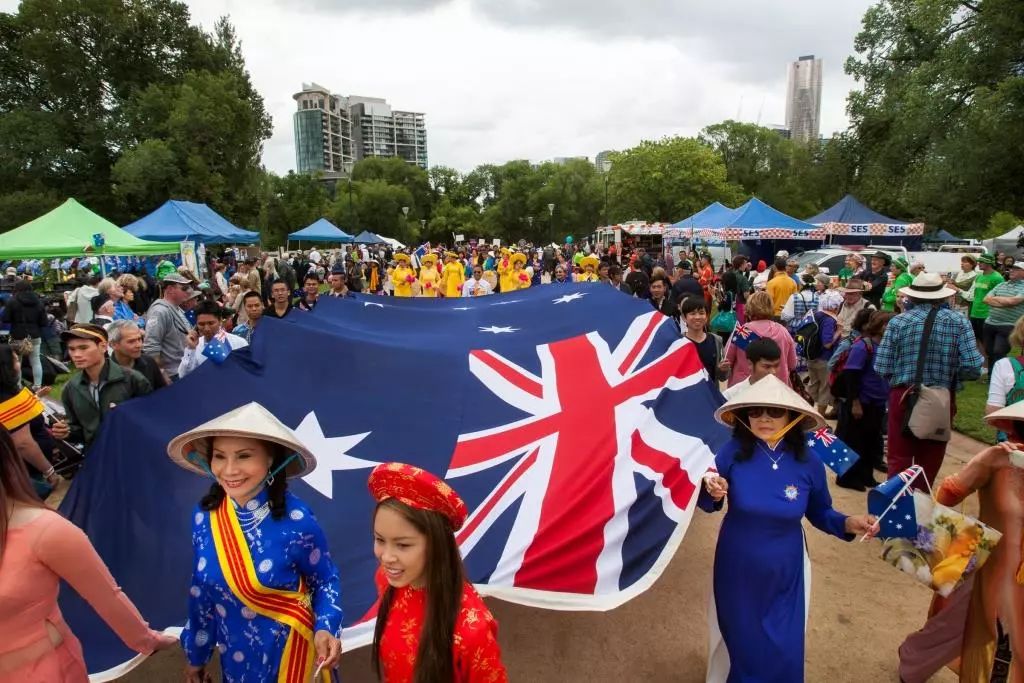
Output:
[394,253,411,264]
[714,374,825,431]
[580,255,600,270]
[898,272,957,300]
[985,402,1024,425]
[167,402,316,478]
[510,253,528,267]
[421,253,438,265]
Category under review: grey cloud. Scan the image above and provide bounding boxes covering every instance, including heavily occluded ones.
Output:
[278,0,873,83]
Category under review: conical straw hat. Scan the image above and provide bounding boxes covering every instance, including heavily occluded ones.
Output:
[985,402,1024,425]
[714,374,825,431]
[167,402,316,478]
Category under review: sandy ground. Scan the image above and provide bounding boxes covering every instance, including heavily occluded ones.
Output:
[109,433,989,683]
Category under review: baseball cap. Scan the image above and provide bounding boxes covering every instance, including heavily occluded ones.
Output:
[1013,262,1024,271]
[162,273,192,285]
[61,323,108,343]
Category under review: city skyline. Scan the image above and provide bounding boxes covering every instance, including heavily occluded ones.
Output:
[79,0,876,174]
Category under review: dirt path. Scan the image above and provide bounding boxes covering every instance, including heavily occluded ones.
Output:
[113,433,989,682]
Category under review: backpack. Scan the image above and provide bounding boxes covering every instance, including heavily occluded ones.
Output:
[830,337,873,400]
[793,311,823,360]
[1005,356,1024,406]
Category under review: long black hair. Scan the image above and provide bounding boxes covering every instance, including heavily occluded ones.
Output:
[372,498,466,683]
[730,409,808,463]
[0,344,21,400]
[198,438,290,520]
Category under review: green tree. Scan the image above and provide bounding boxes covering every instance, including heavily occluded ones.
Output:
[327,179,418,245]
[352,157,431,221]
[607,137,741,223]
[846,0,1024,232]
[258,172,329,248]
[0,1,270,226]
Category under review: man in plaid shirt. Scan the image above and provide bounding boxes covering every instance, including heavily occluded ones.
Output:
[875,273,983,488]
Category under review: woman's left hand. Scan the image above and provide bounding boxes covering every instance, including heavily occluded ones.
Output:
[313,629,342,670]
[717,359,731,373]
[845,514,879,538]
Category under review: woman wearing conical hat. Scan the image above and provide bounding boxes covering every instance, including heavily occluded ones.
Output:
[509,252,531,290]
[441,252,465,298]
[699,376,877,683]
[368,463,508,682]
[418,253,441,298]
[898,403,1024,683]
[576,255,600,283]
[170,403,343,683]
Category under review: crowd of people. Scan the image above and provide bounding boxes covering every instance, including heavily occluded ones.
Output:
[0,235,1021,682]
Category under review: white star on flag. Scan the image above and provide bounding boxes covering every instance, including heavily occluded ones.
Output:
[453,307,471,311]
[553,292,587,304]
[489,299,522,306]
[807,439,815,447]
[895,523,903,530]
[293,412,375,499]
[478,325,518,334]
[363,302,384,308]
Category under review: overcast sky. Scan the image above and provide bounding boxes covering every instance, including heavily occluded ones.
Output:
[5,0,877,174]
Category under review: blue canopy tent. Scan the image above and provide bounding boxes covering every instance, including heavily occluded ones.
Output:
[123,200,260,245]
[353,230,386,245]
[924,229,967,243]
[287,218,353,246]
[805,194,924,249]
[676,198,825,265]
[669,202,737,232]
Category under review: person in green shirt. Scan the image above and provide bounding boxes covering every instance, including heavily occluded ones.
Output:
[882,257,916,312]
[971,254,1005,344]
[982,261,1024,372]
[837,253,864,286]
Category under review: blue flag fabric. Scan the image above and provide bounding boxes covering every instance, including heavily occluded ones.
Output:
[730,324,762,350]
[867,466,922,538]
[200,332,232,365]
[805,426,860,477]
[58,284,728,675]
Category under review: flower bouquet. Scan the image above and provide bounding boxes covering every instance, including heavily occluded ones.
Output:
[879,491,1002,596]
[405,275,415,284]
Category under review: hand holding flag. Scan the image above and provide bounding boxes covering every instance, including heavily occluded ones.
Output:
[202,331,232,365]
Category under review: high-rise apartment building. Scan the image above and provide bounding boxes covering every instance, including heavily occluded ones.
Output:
[292,84,427,177]
[785,55,822,143]
[595,150,614,172]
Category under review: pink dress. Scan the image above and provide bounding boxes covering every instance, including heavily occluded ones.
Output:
[725,319,798,387]
[0,509,164,682]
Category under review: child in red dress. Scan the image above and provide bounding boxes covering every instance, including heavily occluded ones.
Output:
[368,462,508,683]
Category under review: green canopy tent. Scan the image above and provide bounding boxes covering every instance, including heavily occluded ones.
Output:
[0,199,174,259]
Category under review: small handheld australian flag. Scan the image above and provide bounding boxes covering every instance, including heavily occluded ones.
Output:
[731,324,762,350]
[867,465,923,538]
[201,332,232,365]
[805,426,859,477]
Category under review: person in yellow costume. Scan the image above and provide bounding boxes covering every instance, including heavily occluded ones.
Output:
[497,248,516,293]
[510,253,531,290]
[392,253,416,298]
[577,255,600,282]
[418,253,442,298]
[442,252,465,298]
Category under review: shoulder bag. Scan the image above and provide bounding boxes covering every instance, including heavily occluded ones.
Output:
[902,307,952,442]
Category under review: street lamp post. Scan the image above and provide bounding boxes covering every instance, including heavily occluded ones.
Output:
[602,159,612,227]
[547,203,555,242]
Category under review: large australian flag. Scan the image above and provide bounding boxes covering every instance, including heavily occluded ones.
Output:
[58,284,728,677]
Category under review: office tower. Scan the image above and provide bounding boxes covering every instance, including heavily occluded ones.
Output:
[292,84,427,176]
[785,55,822,143]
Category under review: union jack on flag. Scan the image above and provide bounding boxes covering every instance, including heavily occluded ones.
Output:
[448,309,721,603]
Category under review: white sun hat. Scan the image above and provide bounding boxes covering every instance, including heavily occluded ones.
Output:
[167,402,316,478]
[714,374,825,431]
[898,272,957,300]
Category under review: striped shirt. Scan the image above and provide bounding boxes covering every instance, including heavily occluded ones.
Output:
[874,304,983,389]
[984,279,1024,327]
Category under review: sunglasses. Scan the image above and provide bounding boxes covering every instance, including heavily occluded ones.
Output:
[744,406,789,419]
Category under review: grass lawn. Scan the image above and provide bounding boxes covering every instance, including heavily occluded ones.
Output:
[954,378,996,445]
